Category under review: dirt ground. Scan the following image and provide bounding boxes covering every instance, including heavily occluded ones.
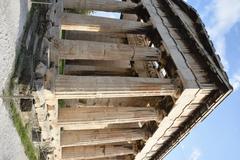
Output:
[0,0,30,159]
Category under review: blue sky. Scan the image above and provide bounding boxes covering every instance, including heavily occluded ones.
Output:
[93,1,240,159]
[166,0,240,160]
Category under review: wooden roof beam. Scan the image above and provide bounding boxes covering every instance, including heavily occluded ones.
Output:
[52,39,161,61]
[62,144,134,160]
[55,75,177,99]
[79,155,133,160]
[61,13,152,33]
[60,128,147,147]
[63,0,140,13]
[63,64,133,77]
[58,106,159,130]
[63,31,127,43]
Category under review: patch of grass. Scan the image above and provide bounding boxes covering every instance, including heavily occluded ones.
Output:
[59,29,66,75]
[58,99,65,108]
[6,62,38,160]
[59,59,65,75]
[3,5,39,160]
[9,100,38,160]
[61,30,66,39]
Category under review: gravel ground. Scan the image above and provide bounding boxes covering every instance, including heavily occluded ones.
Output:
[0,0,30,159]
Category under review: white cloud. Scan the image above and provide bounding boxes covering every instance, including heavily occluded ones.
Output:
[91,11,120,19]
[205,0,240,71]
[188,148,201,160]
[230,72,240,90]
